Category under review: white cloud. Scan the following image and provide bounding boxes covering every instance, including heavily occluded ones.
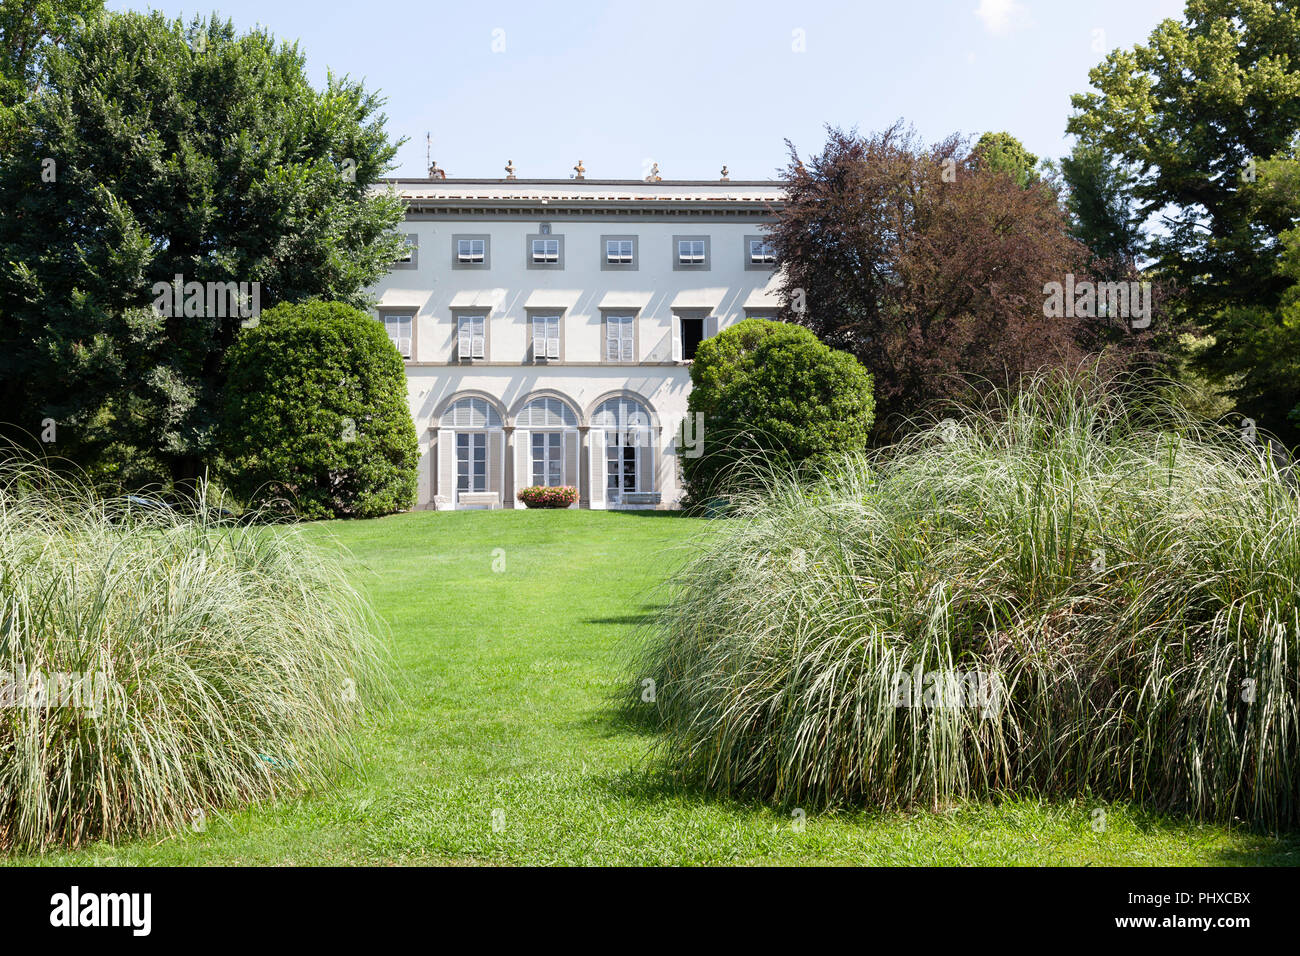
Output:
[975,0,1028,36]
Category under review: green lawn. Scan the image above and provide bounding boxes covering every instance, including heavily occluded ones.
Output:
[14,509,1300,865]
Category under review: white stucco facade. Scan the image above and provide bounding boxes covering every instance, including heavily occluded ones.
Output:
[367,176,785,509]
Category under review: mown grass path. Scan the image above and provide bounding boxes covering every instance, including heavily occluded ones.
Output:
[15,510,1299,865]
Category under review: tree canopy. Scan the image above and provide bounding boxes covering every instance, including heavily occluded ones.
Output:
[770,124,1100,437]
[1066,1,1300,437]
[0,11,407,487]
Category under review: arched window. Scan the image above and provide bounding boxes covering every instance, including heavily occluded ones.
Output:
[441,397,503,429]
[516,397,578,429]
[514,397,579,490]
[592,397,654,502]
[438,397,504,507]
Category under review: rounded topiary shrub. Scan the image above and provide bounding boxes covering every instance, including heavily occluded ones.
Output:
[517,485,578,508]
[220,301,418,519]
[681,318,874,504]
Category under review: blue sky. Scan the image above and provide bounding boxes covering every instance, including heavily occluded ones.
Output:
[108,0,1188,180]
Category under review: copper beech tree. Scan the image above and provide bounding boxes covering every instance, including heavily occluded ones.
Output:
[770,124,1099,439]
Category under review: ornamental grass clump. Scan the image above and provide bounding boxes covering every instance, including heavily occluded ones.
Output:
[0,457,391,853]
[627,368,1300,829]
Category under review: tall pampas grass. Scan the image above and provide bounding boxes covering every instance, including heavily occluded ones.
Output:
[628,368,1300,828]
[0,456,391,852]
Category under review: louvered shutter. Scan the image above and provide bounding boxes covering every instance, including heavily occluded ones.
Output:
[705,315,718,340]
[588,428,606,508]
[620,323,633,362]
[472,318,485,359]
[563,428,579,496]
[671,315,682,362]
[637,432,656,494]
[606,319,619,362]
[514,429,531,507]
[437,429,456,505]
[458,323,472,360]
[547,318,560,359]
[488,429,504,501]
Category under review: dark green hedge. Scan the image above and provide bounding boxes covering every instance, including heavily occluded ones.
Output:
[220,301,418,519]
[682,319,874,503]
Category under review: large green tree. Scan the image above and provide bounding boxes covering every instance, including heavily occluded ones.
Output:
[0,0,103,147]
[1058,142,1145,269]
[0,11,406,487]
[973,131,1040,188]
[1067,0,1300,437]
[771,124,1095,438]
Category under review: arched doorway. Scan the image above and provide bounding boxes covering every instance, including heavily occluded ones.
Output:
[591,396,656,507]
[514,397,580,506]
[437,396,505,509]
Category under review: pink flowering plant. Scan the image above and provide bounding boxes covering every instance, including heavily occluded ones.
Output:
[517,485,578,508]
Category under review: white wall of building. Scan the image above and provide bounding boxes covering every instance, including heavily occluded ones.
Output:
[368,179,784,510]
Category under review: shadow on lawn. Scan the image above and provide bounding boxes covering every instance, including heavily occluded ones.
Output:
[586,718,1300,864]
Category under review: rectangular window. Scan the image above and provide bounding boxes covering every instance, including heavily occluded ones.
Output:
[531,238,559,263]
[393,234,418,267]
[457,238,485,263]
[677,239,705,265]
[457,315,486,360]
[380,313,412,359]
[530,431,563,486]
[680,316,705,360]
[749,239,775,264]
[606,442,637,495]
[606,315,634,363]
[606,239,633,264]
[456,432,487,493]
[532,315,560,361]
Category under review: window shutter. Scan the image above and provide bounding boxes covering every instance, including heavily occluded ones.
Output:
[587,428,606,508]
[458,327,472,360]
[705,315,718,340]
[397,336,412,359]
[671,315,682,362]
[437,429,456,504]
[533,323,546,361]
[606,320,619,362]
[488,430,504,500]
[514,429,531,507]
[637,432,656,494]
[620,328,633,363]
[563,428,578,494]
[472,321,485,359]
[547,319,560,359]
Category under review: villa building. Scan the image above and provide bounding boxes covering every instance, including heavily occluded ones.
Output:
[368,171,785,509]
